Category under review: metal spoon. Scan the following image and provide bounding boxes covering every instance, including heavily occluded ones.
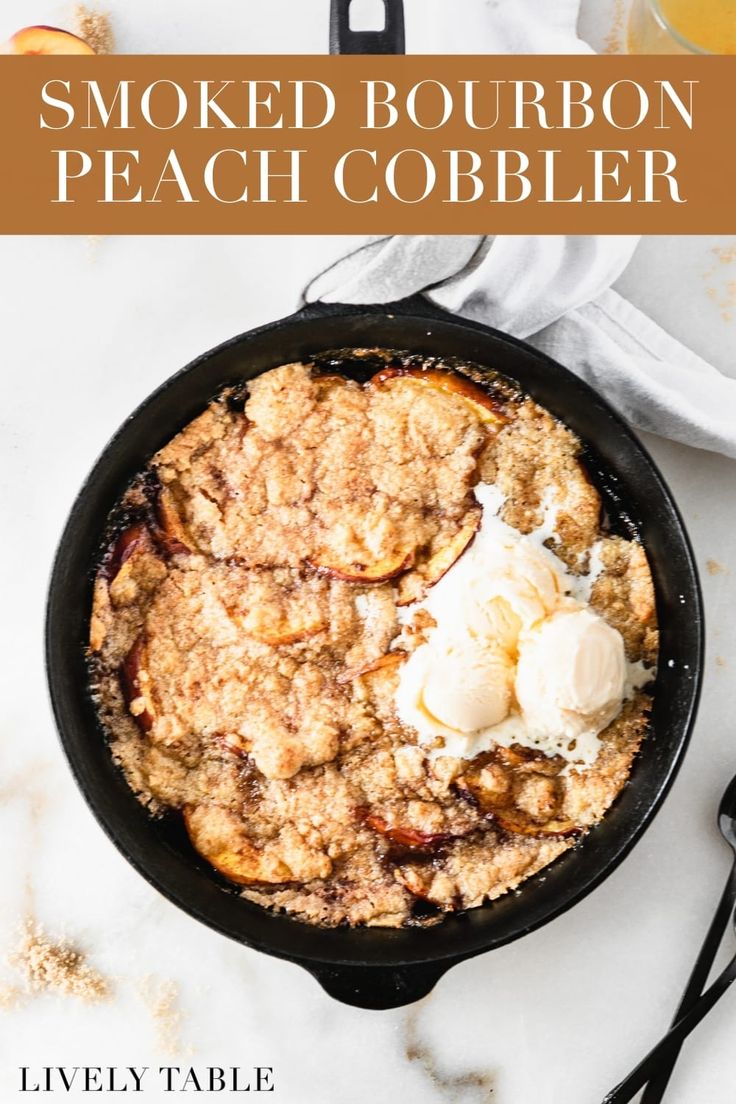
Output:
[602,773,736,1104]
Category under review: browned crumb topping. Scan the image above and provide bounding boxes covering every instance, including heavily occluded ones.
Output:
[89,354,658,929]
[11,921,109,1002]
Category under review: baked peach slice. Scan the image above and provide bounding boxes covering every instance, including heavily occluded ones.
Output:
[234,604,327,647]
[154,486,197,556]
[105,523,154,583]
[245,617,327,647]
[340,653,406,714]
[456,750,580,839]
[312,374,349,399]
[394,864,434,900]
[119,635,156,733]
[396,510,481,606]
[359,809,455,851]
[104,522,167,606]
[184,805,331,885]
[337,651,406,685]
[307,546,414,585]
[2,26,95,54]
[370,366,508,426]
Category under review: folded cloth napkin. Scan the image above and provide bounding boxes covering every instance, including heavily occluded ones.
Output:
[303,235,736,459]
[299,0,736,460]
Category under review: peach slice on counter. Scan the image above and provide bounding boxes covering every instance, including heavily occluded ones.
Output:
[307,546,414,585]
[369,366,509,426]
[2,25,95,55]
[119,636,157,734]
[184,804,331,885]
[396,510,481,606]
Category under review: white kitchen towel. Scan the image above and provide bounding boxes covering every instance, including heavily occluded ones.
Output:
[303,235,736,459]
[299,0,736,460]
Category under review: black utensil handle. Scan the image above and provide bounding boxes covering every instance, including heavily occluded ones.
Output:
[602,944,736,1104]
[329,0,406,55]
[305,961,452,1009]
[641,862,736,1104]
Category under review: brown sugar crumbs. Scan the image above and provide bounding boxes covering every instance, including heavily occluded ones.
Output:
[89,352,658,929]
[74,5,114,54]
[11,921,109,1002]
[138,977,186,1056]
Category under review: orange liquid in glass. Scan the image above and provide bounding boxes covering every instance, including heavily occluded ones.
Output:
[657,0,736,53]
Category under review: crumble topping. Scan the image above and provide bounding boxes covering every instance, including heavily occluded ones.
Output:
[89,353,657,928]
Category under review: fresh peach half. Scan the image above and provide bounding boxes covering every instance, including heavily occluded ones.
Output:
[397,510,481,606]
[119,636,156,733]
[2,25,95,55]
[307,546,414,585]
[370,366,508,426]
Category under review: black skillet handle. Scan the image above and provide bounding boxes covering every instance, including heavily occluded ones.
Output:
[330,0,406,55]
[304,960,454,1010]
[296,293,457,326]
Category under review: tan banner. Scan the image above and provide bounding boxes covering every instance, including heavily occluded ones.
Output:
[0,54,733,233]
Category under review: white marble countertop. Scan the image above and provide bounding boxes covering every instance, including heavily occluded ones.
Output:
[1,2,735,1102]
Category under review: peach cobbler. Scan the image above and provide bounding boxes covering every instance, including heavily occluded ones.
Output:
[89,352,658,928]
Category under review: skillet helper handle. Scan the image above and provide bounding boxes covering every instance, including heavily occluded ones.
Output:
[306,960,451,1009]
[330,0,406,55]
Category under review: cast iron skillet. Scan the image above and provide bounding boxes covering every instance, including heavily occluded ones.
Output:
[46,295,703,1010]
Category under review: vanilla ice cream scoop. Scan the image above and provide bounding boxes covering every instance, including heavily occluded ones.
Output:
[395,482,638,768]
[515,608,626,745]
[420,634,514,733]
